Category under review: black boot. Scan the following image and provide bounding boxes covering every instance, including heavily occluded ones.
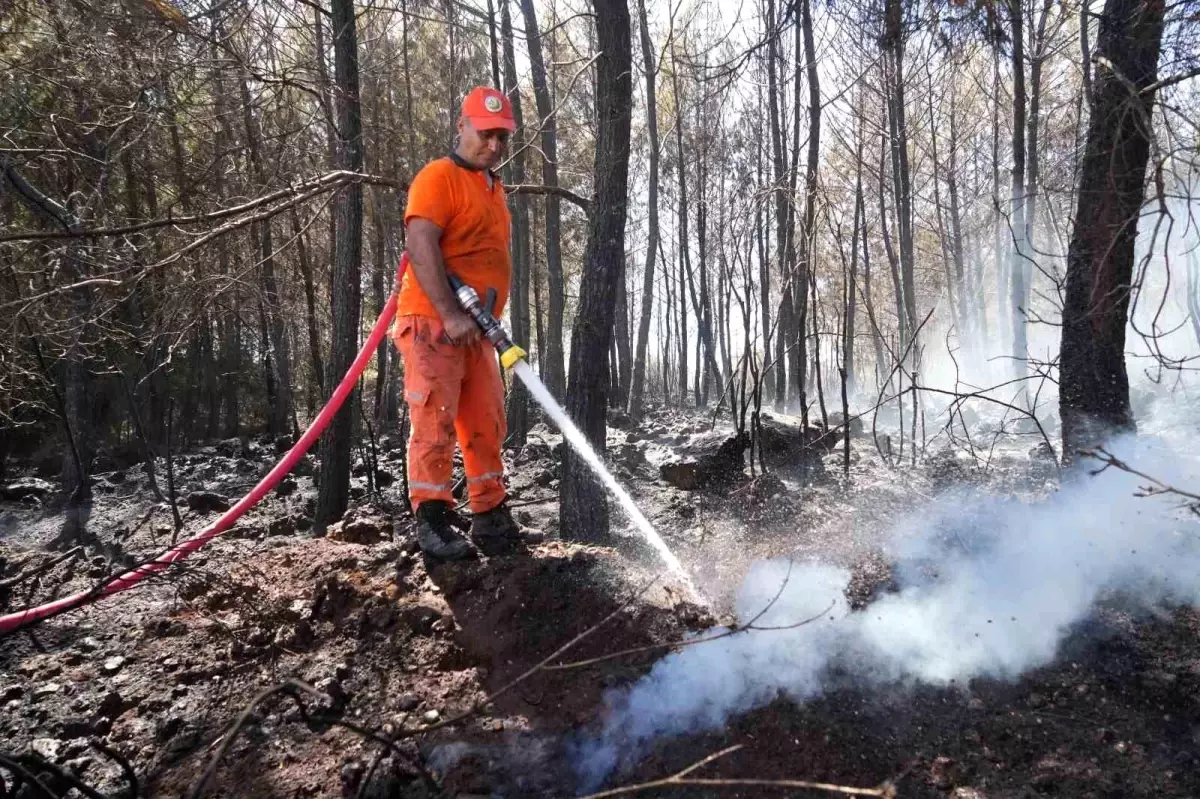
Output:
[415,500,473,560]
[469,502,525,556]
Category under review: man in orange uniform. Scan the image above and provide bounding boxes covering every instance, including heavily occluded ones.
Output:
[394,86,524,560]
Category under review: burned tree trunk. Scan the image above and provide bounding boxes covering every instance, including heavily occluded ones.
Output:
[628,0,660,420]
[519,0,566,399]
[1059,0,1164,460]
[560,0,632,543]
[501,0,531,448]
[315,0,365,531]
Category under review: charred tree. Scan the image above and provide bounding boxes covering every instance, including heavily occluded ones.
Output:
[628,0,661,419]
[316,0,365,532]
[501,0,532,447]
[560,0,632,543]
[1059,0,1164,460]
[519,0,566,398]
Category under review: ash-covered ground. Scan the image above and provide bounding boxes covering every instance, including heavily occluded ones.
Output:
[2,401,1198,798]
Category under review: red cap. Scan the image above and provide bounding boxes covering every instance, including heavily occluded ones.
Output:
[460,86,516,132]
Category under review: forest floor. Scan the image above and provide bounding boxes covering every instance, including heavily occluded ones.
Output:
[1,405,1198,798]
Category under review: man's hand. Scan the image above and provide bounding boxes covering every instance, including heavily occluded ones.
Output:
[442,309,481,346]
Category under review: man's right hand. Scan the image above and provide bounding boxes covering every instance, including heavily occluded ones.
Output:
[442,309,481,346]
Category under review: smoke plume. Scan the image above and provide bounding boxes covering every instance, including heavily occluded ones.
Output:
[573,430,1200,787]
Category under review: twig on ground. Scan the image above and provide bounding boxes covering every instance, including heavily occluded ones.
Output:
[89,740,140,798]
[0,547,83,589]
[575,743,899,798]
[189,679,331,799]
[190,579,660,795]
[0,752,58,799]
[545,600,834,672]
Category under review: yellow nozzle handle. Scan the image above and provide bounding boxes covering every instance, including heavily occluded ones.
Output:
[499,345,527,370]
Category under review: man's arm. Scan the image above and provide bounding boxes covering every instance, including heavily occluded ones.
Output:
[405,217,480,345]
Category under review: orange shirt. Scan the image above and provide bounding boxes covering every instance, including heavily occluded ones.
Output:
[398,156,512,319]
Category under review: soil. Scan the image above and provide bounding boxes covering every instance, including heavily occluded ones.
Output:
[1,406,1197,798]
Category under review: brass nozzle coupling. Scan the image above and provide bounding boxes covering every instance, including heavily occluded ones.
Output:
[447,274,527,369]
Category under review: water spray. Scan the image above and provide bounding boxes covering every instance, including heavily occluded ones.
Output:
[447,270,698,598]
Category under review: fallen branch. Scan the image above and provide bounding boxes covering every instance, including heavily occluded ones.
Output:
[576,744,899,798]
[548,560,836,672]
[189,679,331,799]
[0,547,83,590]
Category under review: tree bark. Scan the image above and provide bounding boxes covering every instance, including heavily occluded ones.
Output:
[560,0,632,543]
[316,0,365,531]
[519,0,566,398]
[1008,0,1030,388]
[794,0,820,425]
[238,69,293,437]
[614,266,632,407]
[883,0,916,359]
[1060,0,1164,459]
[290,207,325,404]
[765,0,788,407]
[628,0,661,419]
[501,0,531,447]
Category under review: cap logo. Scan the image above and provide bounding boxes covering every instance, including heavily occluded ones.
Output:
[484,94,503,113]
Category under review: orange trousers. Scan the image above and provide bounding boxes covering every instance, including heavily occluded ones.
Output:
[392,315,507,514]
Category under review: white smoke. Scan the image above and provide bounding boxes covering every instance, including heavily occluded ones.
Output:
[573,430,1200,788]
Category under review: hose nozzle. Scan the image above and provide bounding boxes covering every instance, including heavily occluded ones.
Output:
[448,274,527,369]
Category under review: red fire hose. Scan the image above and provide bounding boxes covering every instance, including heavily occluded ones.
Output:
[0,257,409,635]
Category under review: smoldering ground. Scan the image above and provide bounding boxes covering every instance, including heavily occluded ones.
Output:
[571,429,1200,788]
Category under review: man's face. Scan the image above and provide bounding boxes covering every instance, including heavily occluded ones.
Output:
[456,118,508,170]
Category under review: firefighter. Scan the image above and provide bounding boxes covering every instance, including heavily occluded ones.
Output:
[393,86,525,560]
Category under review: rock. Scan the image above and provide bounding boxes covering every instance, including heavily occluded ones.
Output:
[397,693,420,711]
[2,684,23,702]
[614,443,644,469]
[1,478,55,502]
[102,656,126,674]
[399,605,442,635]
[59,717,93,738]
[422,709,440,723]
[187,491,231,513]
[29,738,62,762]
[76,636,102,652]
[328,511,390,544]
[96,691,124,719]
[743,473,785,503]
[266,515,296,537]
[340,759,364,789]
[826,411,865,436]
[659,431,749,490]
[929,756,959,789]
[32,683,61,700]
[757,414,838,466]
